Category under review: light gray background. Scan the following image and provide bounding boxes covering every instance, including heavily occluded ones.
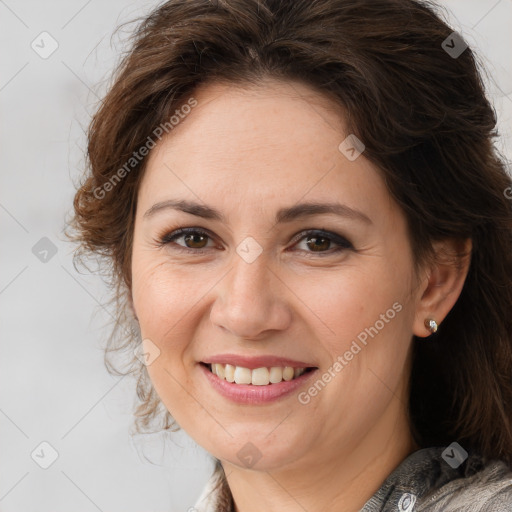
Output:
[1,1,511,511]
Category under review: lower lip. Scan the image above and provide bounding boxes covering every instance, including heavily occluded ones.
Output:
[199,363,318,404]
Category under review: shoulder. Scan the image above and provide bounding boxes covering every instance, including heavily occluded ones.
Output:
[362,446,512,512]
[418,453,512,511]
[193,473,222,512]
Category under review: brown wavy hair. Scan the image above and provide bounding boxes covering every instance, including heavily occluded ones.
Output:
[68,0,512,509]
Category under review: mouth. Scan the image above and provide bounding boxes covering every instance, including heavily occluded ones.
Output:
[201,362,317,386]
[199,361,319,404]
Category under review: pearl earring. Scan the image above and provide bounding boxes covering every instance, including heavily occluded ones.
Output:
[424,318,438,334]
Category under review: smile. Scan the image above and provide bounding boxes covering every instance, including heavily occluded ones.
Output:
[199,361,319,404]
[207,363,314,385]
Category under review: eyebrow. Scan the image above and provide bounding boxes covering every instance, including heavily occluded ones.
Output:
[143,199,372,225]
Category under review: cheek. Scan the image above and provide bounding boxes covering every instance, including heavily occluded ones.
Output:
[308,271,412,412]
[305,258,414,396]
[131,259,202,421]
[131,257,196,344]
[303,265,404,345]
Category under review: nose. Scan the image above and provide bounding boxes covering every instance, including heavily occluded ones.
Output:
[209,248,292,340]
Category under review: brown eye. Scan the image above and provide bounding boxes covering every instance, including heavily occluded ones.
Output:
[160,228,215,251]
[182,232,209,249]
[305,234,331,252]
[292,229,353,256]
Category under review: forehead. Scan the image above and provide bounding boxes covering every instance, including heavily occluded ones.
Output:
[138,79,395,224]
[153,80,344,164]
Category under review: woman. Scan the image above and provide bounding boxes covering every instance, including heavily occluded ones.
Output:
[69,0,512,510]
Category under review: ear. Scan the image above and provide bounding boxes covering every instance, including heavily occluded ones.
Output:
[413,238,472,337]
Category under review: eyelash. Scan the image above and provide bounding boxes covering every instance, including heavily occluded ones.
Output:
[157,227,353,257]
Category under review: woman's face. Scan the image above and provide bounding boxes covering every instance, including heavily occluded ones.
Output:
[131,79,423,472]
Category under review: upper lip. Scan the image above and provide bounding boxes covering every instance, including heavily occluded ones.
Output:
[201,354,317,369]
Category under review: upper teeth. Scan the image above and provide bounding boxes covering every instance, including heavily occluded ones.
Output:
[210,363,306,385]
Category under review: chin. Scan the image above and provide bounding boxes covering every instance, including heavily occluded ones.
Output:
[196,426,313,472]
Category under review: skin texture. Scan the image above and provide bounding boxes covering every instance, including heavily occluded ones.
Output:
[130,79,471,512]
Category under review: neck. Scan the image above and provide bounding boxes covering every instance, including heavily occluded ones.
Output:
[221,400,419,512]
